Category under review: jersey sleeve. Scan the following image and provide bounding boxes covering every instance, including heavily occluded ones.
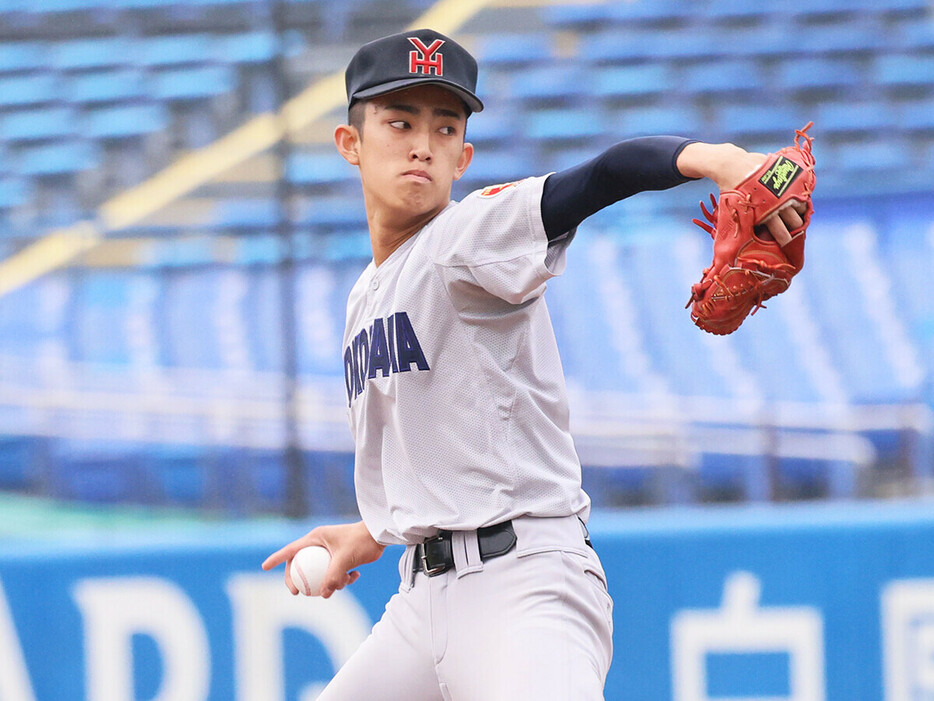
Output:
[430,175,574,305]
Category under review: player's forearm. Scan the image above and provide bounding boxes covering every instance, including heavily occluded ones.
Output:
[541,136,696,240]
[675,141,768,191]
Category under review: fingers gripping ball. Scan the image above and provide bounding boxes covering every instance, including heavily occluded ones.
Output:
[290,546,331,597]
[687,123,816,335]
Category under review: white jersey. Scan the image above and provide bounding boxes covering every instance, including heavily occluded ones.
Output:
[342,175,590,546]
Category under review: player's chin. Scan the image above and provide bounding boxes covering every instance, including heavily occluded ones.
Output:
[397,192,444,217]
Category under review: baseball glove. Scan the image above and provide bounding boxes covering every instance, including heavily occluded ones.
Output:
[687,122,816,335]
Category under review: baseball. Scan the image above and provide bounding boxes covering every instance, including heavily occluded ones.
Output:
[289,546,331,597]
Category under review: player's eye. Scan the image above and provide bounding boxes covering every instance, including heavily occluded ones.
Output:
[439,125,457,136]
[389,120,410,130]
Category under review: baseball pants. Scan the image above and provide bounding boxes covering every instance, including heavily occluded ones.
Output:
[316,514,614,701]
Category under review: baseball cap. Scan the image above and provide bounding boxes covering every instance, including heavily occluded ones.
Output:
[345,29,484,114]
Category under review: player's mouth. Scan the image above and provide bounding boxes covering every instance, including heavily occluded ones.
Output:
[402,170,432,183]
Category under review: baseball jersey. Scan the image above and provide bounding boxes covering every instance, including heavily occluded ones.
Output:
[342,175,590,546]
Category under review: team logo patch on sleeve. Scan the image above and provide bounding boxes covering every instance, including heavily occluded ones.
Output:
[759,156,802,198]
[479,181,519,198]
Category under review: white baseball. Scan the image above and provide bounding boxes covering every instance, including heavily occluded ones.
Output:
[289,545,331,596]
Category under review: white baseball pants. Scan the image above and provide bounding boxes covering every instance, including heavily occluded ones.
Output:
[317,514,614,701]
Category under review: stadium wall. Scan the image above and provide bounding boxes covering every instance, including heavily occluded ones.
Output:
[3,501,934,700]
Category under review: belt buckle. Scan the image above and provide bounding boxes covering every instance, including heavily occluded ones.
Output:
[419,535,449,577]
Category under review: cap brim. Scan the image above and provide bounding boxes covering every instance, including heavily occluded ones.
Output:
[352,78,484,114]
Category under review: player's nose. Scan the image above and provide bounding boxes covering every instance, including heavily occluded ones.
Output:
[408,130,432,162]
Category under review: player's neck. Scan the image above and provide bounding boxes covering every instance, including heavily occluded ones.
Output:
[367,206,443,266]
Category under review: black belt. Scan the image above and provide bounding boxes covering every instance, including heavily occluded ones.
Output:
[414,521,517,577]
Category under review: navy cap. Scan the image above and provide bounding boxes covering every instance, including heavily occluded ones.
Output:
[345,29,484,114]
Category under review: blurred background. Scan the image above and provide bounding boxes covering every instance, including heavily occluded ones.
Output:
[0,0,933,699]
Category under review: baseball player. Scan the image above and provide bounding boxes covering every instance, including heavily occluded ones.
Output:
[263,29,806,700]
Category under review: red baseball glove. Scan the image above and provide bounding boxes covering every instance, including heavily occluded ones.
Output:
[687,123,816,335]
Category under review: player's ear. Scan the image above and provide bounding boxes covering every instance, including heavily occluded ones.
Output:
[334,124,361,166]
[453,141,474,181]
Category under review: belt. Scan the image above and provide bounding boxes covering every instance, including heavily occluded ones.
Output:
[414,521,517,577]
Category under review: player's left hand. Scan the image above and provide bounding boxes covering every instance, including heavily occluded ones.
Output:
[686,123,816,335]
[716,150,807,246]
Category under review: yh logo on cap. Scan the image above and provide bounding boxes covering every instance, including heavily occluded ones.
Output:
[408,38,444,76]
[344,29,484,113]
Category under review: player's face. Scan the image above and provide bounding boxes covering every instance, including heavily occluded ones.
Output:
[337,86,473,226]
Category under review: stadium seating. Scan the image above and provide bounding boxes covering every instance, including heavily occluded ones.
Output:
[0,0,933,512]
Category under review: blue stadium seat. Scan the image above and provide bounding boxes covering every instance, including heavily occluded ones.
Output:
[241,265,282,372]
[293,196,367,228]
[142,34,215,67]
[901,97,934,131]
[163,270,223,368]
[893,17,934,50]
[833,140,910,172]
[527,107,605,142]
[18,140,100,176]
[584,30,658,64]
[0,73,59,108]
[151,65,235,101]
[74,273,134,364]
[791,0,873,16]
[621,104,704,138]
[875,54,934,87]
[53,37,132,70]
[775,58,863,92]
[458,150,527,186]
[795,21,888,54]
[287,152,356,185]
[542,3,614,27]
[475,33,553,66]
[548,239,646,393]
[589,64,673,98]
[464,108,516,145]
[878,0,934,10]
[806,224,915,402]
[0,176,30,208]
[604,0,693,22]
[214,198,281,229]
[684,60,765,94]
[624,236,735,398]
[705,0,774,22]
[28,0,109,12]
[717,104,805,137]
[0,43,46,74]
[83,104,169,139]
[235,235,280,266]
[65,69,146,104]
[730,310,821,402]
[711,24,799,58]
[815,101,891,134]
[0,107,78,142]
[643,31,719,61]
[217,31,278,64]
[508,66,589,102]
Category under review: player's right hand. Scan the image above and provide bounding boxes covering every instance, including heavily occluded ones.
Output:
[262,520,386,598]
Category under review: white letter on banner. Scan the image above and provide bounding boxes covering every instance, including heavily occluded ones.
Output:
[0,577,37,701]
[881,579,934,700]
[73,577,210,701]
[226,574,372,701]
[671,571,826,701]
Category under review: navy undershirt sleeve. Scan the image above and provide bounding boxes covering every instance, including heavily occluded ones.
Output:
[541,136,698,241]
